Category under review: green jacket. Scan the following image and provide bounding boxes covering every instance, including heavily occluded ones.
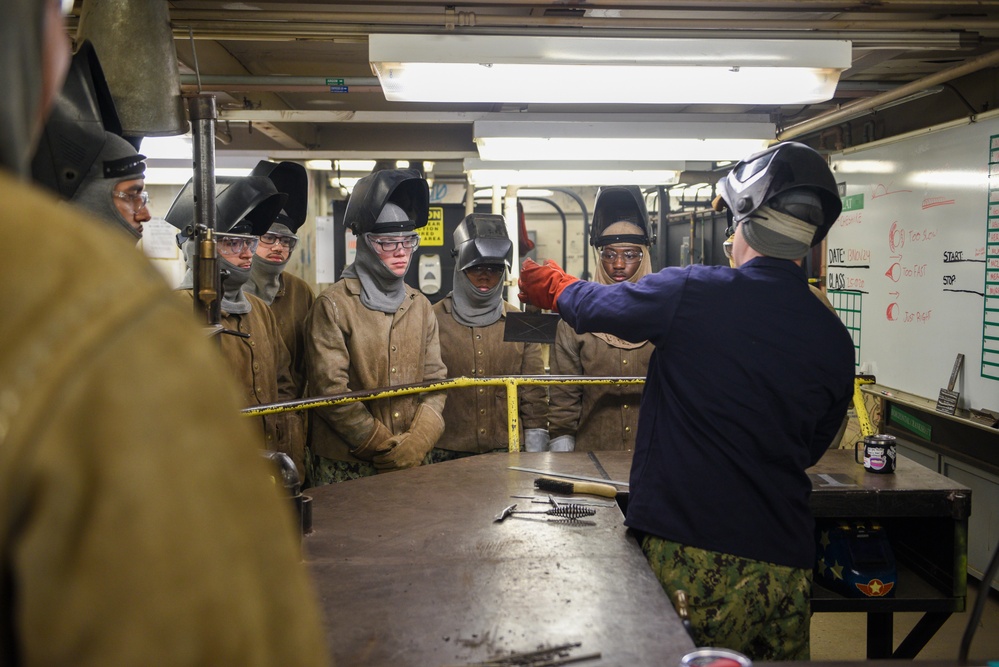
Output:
[0,173,330,666]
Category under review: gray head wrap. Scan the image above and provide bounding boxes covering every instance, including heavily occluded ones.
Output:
[246,222,295,305]
[741,206,816,260]
[450,265,505,328]
[342,233,411,314]
[178,239,252,314]
[0,0,47,176]
[72,132,146,239]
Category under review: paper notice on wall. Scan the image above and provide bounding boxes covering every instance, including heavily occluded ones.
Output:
[315,215,337,283]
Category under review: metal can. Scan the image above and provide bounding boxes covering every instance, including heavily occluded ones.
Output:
[680,648,753,667]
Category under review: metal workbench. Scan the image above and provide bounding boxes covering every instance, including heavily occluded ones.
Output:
[304,449,970,665]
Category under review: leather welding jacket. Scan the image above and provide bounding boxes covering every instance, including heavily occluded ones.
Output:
[305,277,447,462]
[268,271,315,398]
[181,290,306,477]
[433,296,548,453]
[548,320,652,451]
[0,173,329,666]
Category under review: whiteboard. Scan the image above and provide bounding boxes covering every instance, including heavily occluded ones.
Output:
[826,117,999,413]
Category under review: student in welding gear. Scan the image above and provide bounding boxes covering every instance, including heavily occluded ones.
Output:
[519,142,854,661]
[546,185,654,452]
[305,168,446,483]
[245,160,315,400]
[1,1,329,663]
[166,175,307,480]
[432,214,548,456]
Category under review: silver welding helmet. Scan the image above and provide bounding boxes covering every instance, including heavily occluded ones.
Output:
[590,185,654,247]
[715,141,842,247]
[30,40,126,199]
[343,168,429,235]
[452,213,513,271]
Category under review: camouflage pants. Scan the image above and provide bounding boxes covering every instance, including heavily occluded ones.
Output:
[640,535,812,661]
[309,447,476,485]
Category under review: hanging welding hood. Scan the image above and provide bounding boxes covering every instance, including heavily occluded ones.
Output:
[452,213,513,271]
[715,141,842,246]
[343,168,429,235]
[589,185,654,247]
[165,175,287,242]
[249,160,309,233]
[30,41,124,199]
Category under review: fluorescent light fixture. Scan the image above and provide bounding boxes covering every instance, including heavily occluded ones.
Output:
[144,167,252,185]
[305,159,333,171]
[140,134,194,160]
[474,117,774,162]
[370,34,851,105]
[476,188,555,198]
[464,159,681,187]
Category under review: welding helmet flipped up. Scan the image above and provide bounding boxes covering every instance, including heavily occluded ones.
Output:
[714,141,842,247]
[452,214,513,272]
[165,175,288,244]
[249,160,309,233]
[343,168,429,235]
[589,185,654,247]
[30,41,125,199]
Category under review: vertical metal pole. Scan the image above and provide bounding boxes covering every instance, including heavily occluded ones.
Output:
[189,95,220,326]
[504,186,520,309]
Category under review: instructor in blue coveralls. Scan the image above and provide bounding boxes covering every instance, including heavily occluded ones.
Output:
[518,142,855,661]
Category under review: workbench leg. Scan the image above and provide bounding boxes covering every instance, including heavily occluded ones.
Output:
[891,612,951,659]
[867,612,893,659]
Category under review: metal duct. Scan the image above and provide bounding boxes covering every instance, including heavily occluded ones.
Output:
[77,0,188,137]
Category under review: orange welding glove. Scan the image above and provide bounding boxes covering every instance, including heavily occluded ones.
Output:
[517,258,579,312]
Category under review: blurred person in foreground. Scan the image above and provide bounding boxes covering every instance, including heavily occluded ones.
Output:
[0,1,330,664]
[519,142,854,661]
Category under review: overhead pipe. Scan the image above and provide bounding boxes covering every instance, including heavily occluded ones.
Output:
[778,47,999,141]
[217,0,999,7]
[166,26,971,48]
[166,9,999,32]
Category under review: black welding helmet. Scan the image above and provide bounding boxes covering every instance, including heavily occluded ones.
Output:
[30,40,125,199]
[165,174,287,242]
[249,160,309,233]
[715,141,842,247]
[343,168,429,235]
[452,213,513,271]
[590,185,653,247]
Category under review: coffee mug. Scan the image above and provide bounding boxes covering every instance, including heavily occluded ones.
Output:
[855,434,897,474]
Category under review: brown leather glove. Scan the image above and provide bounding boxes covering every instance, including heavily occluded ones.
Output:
[350,420,395,461]
[372,404,445,472]
[517,258,578,312]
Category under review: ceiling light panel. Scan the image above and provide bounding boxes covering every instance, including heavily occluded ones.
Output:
[474,117,775,162]
[370,34,851,105]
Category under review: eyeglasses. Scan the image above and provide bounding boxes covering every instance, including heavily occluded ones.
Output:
[216,234,259,256]
[367,234,421,253]
[259,233,298,250]
[112,190,149,211]
[598,248,644,264]
[466,265,505,277]
[723,238,735,260]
